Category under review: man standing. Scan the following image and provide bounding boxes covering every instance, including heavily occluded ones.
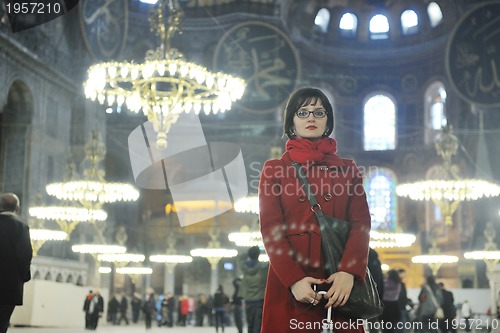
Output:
[397,269,409,332]
[439,282,457,333]
[0,193,32,333]
[88,290,104,330]
[238,246,269,333]
[83,290,94,329]
[116,293,129,325]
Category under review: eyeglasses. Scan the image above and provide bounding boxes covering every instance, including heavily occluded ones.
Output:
[295,109,327,118]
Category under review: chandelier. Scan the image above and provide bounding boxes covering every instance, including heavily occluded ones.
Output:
[190,219,237,270]
[464,221,500,272]
[29,206,107,238]
[98,266,112,274]
[72,244,127,255]
[46,132,139,210]
[97,253,146,264]
[116,266,153,285]
[234,196,259,214]
[369,231,416,249]
[30,228,67,256]
[29,189,108,240]
[150,254,193,264]
[397,125,500,226]
[116,267,153,275]
[190,248,238,268]
[411,235,458,276]
[228,230,263,247]
[83,0,245,149]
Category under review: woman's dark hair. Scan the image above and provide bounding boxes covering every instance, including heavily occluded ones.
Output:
[248,246,261,260]
[426,275,438,293]
[387,269,401,283]
[283,87,334,139]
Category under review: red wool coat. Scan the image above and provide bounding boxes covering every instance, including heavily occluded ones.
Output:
[259,152,371,333]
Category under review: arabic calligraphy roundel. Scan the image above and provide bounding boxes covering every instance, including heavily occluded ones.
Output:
[79,0,129,61]
[446,2,500,107]
[214,21,301,114]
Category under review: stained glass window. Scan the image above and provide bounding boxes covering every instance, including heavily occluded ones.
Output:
[364,168,397,230]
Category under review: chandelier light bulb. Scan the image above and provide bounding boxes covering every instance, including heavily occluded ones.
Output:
[98,253,145,263]
[411,254,458,264]
[72,244,127,254]
[29,206,108,222]
[149,254,193,263]
[116,267,153,275]
[190,248,238,258]
[30,229,67,241]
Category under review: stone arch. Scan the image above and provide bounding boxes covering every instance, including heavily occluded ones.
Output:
[76,275,84,286]
[0,80,34,205]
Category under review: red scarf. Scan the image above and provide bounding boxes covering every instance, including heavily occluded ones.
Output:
[285,137,338,164]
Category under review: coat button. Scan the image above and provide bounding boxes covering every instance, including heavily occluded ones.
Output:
[299,196,306,202]
[324,193,332,201]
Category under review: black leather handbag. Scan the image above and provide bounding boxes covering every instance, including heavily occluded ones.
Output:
[293,162,384,320]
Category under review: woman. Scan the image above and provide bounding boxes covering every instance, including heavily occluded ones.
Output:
[259,87,371,333]
[417,275,443,333]
[380,269,402,333]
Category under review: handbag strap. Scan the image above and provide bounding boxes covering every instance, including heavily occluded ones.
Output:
[292,162,328,221]
[425,285,440,308]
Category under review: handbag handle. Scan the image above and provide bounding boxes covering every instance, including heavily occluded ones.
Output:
[292,162,329,221]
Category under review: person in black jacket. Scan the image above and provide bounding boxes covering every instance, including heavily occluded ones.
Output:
[131,293,142,323]
[83,290,94,329]
[116,293,129,325]
[87,290,104,330]
[213,285,229,333]
[107,295,119,325]
[438,283,457,333]
[0,193,32,333]
[232,278,243,333]
[397,269,410,333]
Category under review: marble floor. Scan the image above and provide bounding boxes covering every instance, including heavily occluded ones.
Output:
[9,324,225,333]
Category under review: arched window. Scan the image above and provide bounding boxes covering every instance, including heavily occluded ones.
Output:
[364,94,396,150]
[427,2,443,28]
[314,8,331,34]
[424,81,447,144]
[364,167,397,230]
[401,9,419,35]
[369,14,389,40]
[339,12,357,38]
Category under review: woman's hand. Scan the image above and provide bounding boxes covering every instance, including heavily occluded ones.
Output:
[290,277,325,306]
[323,271,354,308]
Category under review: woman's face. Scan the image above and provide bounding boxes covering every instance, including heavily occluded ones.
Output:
[292,99,328,141]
